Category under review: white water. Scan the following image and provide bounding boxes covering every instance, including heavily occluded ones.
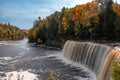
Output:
[0,57,12,60]
[1,70,38,80]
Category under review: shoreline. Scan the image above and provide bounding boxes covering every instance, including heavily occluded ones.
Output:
[0,38,27,42]
[31,39,120,49]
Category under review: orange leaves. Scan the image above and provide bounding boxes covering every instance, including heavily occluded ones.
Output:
[73,11,79,21]
[0,23,4,27]
[117,12,120,16]
[78,5,85,10]
[71,9,79,21]
[112,3,120,18]
[37,38,43,44]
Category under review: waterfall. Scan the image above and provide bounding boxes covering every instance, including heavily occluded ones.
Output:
[62,40,120,80]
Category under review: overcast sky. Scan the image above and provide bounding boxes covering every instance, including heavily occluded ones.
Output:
[0,0,119,29]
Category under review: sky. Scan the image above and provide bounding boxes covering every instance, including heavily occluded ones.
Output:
[0,0,120,29]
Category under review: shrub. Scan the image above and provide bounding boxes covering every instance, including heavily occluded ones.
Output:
[111,61,120,80]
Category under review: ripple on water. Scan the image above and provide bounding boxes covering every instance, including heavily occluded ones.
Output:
[18,52,25,55]
[26,48,30,50]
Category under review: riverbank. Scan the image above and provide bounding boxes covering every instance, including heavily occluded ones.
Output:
[44,41,65,49]
[34,39,120,49]
[0,38,28,42]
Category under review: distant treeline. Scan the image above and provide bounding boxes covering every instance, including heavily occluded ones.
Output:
[0,23,24,40]
[28,1,120,46]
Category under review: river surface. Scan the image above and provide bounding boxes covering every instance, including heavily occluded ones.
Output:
[0,39,95,80]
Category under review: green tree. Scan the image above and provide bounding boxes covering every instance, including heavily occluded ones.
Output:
[98,0,116,39]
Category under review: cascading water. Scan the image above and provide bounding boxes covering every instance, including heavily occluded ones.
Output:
[62,40,120,80]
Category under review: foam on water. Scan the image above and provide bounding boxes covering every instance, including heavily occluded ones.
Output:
[1,70,38,80]
[26,48,30,50]
[0,57,12,60]
[18,52,25,55]
[114,47,120,51]
[74,76,91,80]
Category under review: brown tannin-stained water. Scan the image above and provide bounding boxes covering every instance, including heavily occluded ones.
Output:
[62,40,120,80]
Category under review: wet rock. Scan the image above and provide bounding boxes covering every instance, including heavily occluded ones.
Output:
[0,73,6,77]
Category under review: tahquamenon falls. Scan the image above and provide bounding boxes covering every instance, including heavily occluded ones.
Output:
[0,39,120,80]
[62,40,120,80]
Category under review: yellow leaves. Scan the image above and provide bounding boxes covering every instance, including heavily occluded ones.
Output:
[75,7,79,12]
[62,17,68,32]
[62,17,67,26]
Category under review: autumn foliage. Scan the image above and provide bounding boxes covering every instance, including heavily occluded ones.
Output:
[0,23,24,40]
[28,1,120,45]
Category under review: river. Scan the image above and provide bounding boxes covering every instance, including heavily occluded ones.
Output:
[0,39,95,80]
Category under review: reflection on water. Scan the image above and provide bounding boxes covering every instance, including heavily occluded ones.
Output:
[0,39,95,80]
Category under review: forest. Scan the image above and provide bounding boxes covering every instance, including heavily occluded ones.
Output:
[0,0,120,80]
[28,0,120,46]
[0,23,24,40]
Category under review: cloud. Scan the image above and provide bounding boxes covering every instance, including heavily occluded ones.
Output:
[0,0,119,29]
[0,1,55,29]
[58,0,93,8]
